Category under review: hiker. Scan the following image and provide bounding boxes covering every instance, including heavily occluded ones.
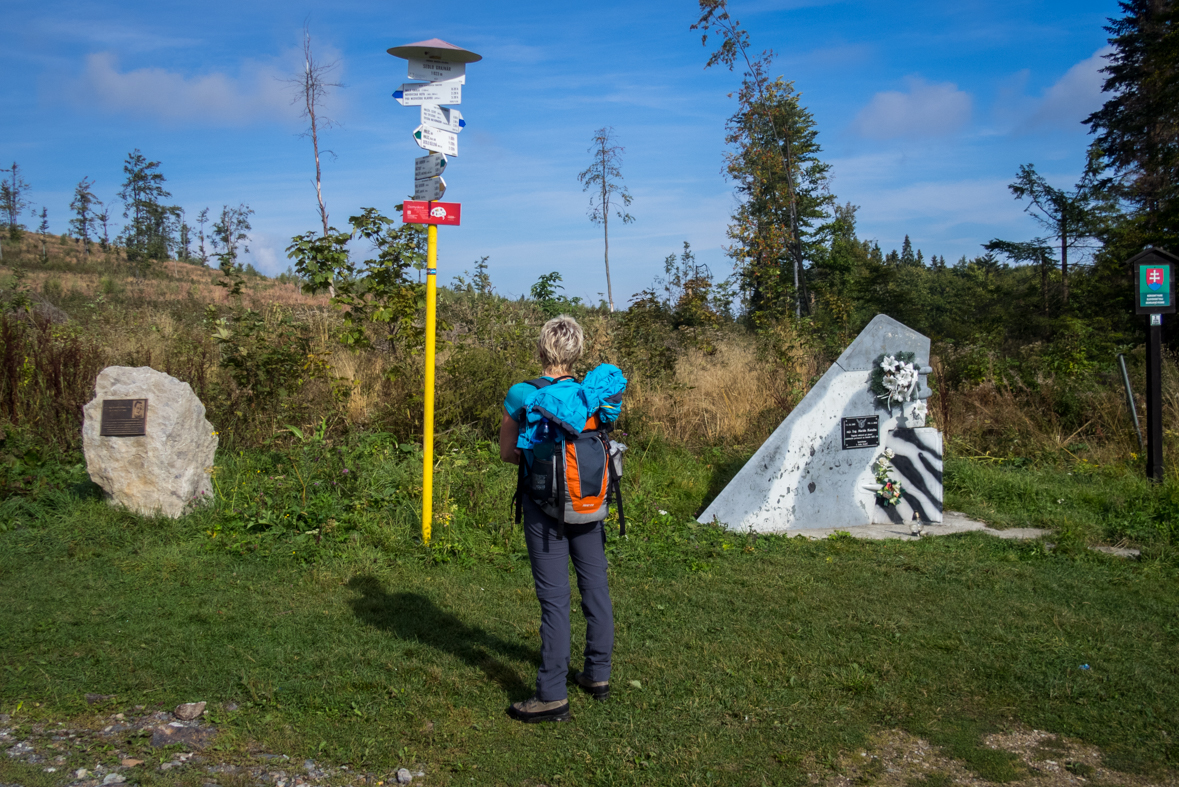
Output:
[499,314,615,723]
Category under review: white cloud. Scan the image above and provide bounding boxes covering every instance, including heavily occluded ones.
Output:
[74,52,302,126]
[850,77,972,139]
[1018,47,1111,133]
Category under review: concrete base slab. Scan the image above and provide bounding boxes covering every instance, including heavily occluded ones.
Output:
[1089,545,1142,558]
[781,512,1140,558]
[784,510,1049,541]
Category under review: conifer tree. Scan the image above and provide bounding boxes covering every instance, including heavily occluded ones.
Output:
[577,127,635,312]
[118,150,178,268]
[70,177,98,260]
[1,162,31,244]
[197,208,210,265]
[1085,0,1179,249]
[900,235,916,267]
[37,207,49,262]
[694,1,832,322]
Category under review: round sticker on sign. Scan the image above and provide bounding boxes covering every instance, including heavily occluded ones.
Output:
[430,206,448,218]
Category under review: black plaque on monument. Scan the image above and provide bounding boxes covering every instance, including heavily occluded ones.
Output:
[841,415,879,449]
[99,399,148,437]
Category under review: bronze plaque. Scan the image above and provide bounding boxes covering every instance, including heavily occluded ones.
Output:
[99,399,148,437]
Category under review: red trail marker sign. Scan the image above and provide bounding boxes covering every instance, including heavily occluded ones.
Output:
[403,200,461,226]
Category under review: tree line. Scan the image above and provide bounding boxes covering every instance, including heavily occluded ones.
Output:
[684,0,1179,354]
[0,152,254,274]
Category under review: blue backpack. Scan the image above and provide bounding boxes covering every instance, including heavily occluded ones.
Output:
[512,364,628,538]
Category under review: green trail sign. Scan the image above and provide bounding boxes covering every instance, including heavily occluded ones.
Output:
[1131,247,1178,315]
[1128,246,1178,484]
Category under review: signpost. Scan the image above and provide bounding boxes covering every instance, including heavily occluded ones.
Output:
[408,58,466,84]
[412,177,446,202]
[421,105,465,134]
[413,125,459,157]
[1130,246,1178,482]
[414,153,447,180]
[388,38,482,545]
[393,80,463,106]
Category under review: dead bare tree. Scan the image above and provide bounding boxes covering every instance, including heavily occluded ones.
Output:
[286,23,341,238]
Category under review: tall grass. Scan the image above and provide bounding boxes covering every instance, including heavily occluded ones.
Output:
[1,239,1176,479]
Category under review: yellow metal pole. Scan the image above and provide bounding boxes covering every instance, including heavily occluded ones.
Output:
[422,222,438,545]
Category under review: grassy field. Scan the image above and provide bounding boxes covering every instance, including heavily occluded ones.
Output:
[2,443,1177,787]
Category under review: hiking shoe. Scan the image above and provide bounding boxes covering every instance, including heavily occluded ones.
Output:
[507,696,571,723]
[571,671,611,701]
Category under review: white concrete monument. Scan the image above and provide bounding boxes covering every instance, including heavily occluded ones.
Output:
[699,315,943,532]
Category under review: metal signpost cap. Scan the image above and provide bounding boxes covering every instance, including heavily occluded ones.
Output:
[387,38,482,63]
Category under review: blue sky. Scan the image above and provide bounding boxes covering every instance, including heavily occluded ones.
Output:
[2,0,1118,305]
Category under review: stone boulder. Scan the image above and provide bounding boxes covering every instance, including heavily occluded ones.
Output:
[83,366,217,518]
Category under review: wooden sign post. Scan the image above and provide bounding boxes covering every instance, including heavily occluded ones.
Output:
[1130,247,1178,482]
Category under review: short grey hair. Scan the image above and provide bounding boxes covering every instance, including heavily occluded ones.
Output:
[537,314,584,371]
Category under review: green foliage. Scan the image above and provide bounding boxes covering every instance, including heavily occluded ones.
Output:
[437,288,543,438]
[2,442,1179,782]
[68,177,99,259]
[0,314,104,450]
[206,304,317,439]
[528,271,581,318]
[287,208,426,369]
[117,150,179,274]
[0,162,30,241]
[1085,0,1179,252]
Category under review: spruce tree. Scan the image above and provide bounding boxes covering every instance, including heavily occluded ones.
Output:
[0,162,31,242]
[118,150,178,269]
[70,177,98,260]
[37,207,49,262]
[1085,0,1179,249]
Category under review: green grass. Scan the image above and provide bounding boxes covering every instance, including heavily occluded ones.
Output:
[2,441,1178,786]
[945,456,1179,556]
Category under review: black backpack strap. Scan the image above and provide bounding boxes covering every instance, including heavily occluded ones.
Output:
[554,447,566,540]
[607,439,626,538]
[513,459,525,524]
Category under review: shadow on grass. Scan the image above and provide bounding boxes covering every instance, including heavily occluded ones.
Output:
[346,575,538,701]
[696,452,751,516]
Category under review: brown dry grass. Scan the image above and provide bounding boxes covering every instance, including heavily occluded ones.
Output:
[824,727,1176,787]
[630,329,825,446]
[934,357,1179,467]
[4,232,1172,460]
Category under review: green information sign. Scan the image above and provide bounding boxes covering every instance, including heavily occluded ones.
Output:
[1139,264,1171,309]
[1130,248,1178,315]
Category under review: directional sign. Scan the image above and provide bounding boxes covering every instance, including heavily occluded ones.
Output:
[403,200,461,226]
[408,58,466,84]
[393,79,462,106]
[413,176,446,202]
[414,153,447,181]
[421,104,465,134]
[413,125,458,157]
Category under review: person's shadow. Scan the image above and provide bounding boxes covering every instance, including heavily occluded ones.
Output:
[346,575,538,700]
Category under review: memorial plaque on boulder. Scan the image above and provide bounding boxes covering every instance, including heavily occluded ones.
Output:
[83,367,217,519]
[99,399,148,436]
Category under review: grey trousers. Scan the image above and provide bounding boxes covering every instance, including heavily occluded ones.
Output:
[522,496,615,702]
